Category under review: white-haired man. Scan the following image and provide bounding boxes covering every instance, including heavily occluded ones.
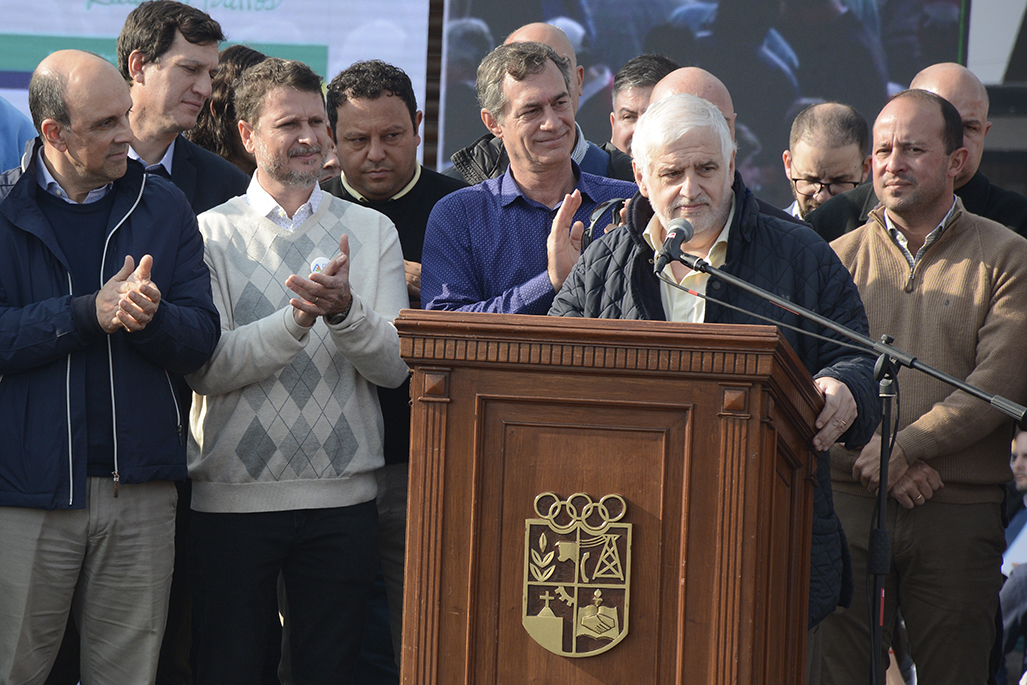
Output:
[550,93,879,682]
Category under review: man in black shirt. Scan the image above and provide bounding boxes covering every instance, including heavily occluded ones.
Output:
[323,59,466,668]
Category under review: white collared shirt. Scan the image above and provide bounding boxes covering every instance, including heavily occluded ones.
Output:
[35,148,111,204]
[245,174,322,231]
[643,196,735,324]
[129,137,175,176]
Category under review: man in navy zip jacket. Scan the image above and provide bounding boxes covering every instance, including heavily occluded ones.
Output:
[0,50,218,685]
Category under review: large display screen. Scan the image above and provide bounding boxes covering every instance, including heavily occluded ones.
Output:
[437,0,996,205]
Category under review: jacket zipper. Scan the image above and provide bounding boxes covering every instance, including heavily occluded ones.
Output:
[106,334,119,497]
[100,176,147,498]
[66,274,74,506]
[164,370,184,445]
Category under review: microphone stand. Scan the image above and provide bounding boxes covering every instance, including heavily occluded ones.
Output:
[667,249,1027,685]
[868,352,896,685]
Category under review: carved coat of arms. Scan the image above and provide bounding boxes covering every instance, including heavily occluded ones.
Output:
[522,492,631,657]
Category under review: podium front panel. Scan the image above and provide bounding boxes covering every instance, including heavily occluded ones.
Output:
[397,312,820,684]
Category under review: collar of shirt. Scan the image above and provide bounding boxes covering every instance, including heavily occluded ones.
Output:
[499,161,602,210]
[35,147,112,204]
[341,163,421,203]
[570,123,588,166]
[786,199,802,219]
[643,196,735,324]
[883,196,958,267]
[245,173,322,231]
[128,137,175,176]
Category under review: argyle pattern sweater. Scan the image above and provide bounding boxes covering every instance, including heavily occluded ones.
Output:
[187,195,409,513]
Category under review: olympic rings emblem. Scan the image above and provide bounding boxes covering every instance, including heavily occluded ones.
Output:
[533,492,626,534]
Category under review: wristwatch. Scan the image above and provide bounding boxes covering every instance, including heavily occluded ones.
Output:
[324,298,353,326]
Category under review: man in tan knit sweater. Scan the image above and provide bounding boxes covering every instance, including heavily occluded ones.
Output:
[821,89,1027,683]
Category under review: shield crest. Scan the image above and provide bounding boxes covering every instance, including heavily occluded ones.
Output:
[522,492,631,657]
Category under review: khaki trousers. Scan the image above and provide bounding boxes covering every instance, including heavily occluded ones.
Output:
[0,478,177,685]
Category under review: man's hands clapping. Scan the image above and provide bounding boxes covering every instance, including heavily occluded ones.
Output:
[96,255,161,333]
[286,233,353,328]
[547,189,585,292]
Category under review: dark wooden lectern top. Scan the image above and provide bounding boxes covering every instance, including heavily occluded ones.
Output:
[396,311,824,684]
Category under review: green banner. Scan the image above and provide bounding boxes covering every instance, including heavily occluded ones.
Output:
[0,35,328,78]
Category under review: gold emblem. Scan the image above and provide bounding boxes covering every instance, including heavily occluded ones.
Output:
[522,492,631,657]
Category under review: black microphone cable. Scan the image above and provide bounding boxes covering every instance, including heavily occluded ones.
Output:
[655,271,876,357]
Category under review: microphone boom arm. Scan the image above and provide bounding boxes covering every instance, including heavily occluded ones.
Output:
[677,252,1027,425]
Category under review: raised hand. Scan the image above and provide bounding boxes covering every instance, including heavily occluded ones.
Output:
[547,189,585,292]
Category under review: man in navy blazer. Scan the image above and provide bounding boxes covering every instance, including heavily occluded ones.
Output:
[168,135,248,213]
[118,0,248,214]
[107,4,247,684]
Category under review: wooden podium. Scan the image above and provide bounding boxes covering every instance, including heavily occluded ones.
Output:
[395,311,823,684]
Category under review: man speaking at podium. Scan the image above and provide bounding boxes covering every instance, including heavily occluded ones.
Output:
[549,93,878,677]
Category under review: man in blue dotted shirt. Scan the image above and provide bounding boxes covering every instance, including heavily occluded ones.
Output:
[421,41,636,314]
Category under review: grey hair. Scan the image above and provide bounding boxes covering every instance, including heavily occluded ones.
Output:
[632,92,735,179]
[28,67,70,134]
[476,41,571,123]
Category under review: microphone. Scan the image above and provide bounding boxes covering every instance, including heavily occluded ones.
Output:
[653,218,695,273]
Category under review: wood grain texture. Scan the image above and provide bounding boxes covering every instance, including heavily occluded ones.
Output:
[402,367,450,683]
[397,311,823,684]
